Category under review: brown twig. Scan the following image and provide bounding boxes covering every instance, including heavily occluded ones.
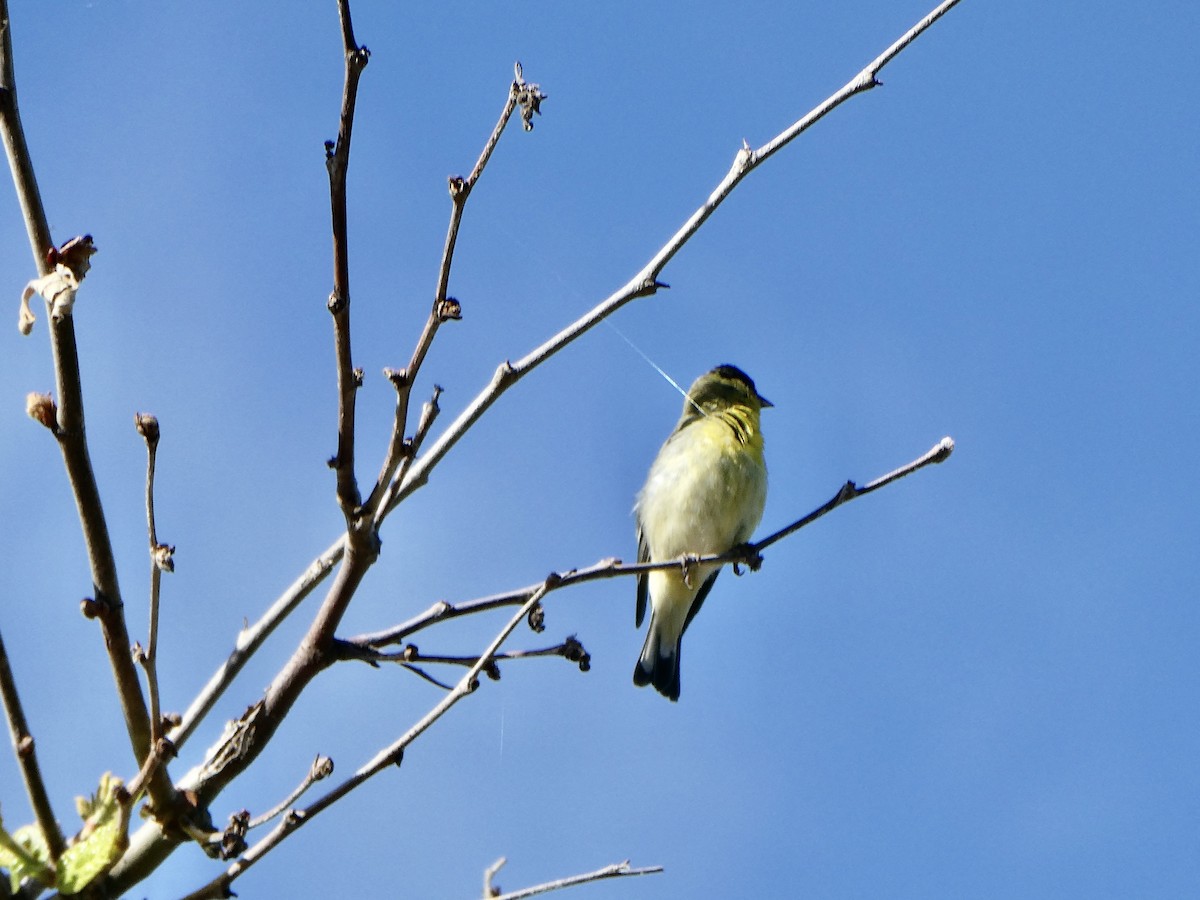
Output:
[342,635,591,682]
[0,628,66,860]
[364,64,543,520]
[134,413,173,746]
[325,0,371,519]
[247,755,334,830]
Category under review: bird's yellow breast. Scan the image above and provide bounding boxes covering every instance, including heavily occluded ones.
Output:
[636,405,768,562]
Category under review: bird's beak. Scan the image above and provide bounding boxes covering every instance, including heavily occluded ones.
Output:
[759,394,774,409]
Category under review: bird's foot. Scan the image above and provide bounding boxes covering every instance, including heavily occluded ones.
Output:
[730,543,763,574]
[679,553,701,588]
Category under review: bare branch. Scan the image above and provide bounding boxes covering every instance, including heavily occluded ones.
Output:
[325,0,371,519]
[754,436,955,554]
[0,0,183,818]
[0,628,66,860]
[0,0,50,265]
[365,65,541,520]
[158,5,968,771]
[134,413,173,747]
[342,635,592,680]
[166,0,965,752]
[484,857,664,900]
[164,545,339,757]
[248,755,334,830]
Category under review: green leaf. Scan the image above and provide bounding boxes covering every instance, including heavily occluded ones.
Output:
[56,773,131,896]
[0,822,53,893]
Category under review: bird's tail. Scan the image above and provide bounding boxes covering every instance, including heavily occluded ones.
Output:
[633,618,682,702]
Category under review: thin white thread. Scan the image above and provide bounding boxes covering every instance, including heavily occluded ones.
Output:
[600,318,705,417]
[521,245,704,416]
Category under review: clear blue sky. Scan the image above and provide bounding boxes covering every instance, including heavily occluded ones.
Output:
[1,1,1197,897]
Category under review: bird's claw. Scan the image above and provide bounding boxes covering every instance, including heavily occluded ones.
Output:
[730,543,763,575]
[680,553,700,588]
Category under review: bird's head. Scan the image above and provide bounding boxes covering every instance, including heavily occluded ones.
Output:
[685,364,773,416]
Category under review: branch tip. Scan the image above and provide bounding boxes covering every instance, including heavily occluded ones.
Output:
[134,411,160,446]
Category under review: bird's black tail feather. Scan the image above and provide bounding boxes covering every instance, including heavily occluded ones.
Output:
[633,623,682,702]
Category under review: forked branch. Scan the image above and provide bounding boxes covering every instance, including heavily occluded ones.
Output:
[365,64,544,520]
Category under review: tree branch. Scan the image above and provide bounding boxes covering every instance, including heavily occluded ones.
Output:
[177,582,555,900]
[166,546,341,753]
[483,857,663,900]
[0,0,179,816]
[364,64,543,520]
[133,414,173,748]
[338,634,592,682]
[0,628,66,861]
[247,755,334,831]
[325,0,371,519]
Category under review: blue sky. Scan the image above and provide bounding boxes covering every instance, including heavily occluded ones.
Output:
[1,1,1197,897]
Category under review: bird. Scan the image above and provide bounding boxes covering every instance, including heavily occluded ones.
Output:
[633,364,770,701]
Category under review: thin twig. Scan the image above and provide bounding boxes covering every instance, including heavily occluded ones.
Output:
[347,635,591,678]
[374,381,442,525]
[754,436,955,553]
[352,438,953,650]
[0,628,66,860]
[486,859,664,900]
[326,0,371,519]
[365,65,540,520]
[248,755,334,830]
[134,413,172,745]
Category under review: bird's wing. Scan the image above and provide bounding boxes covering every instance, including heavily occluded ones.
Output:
[681,569,721,637]
[635,527,650,627]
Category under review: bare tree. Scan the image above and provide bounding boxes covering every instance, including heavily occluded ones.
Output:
[0,2,962,897]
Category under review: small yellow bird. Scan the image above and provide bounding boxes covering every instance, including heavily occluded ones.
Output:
[633,364,771,701]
